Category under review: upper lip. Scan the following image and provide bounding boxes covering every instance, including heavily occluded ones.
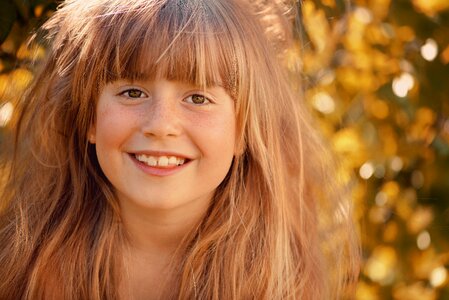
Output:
[130,150,192,160]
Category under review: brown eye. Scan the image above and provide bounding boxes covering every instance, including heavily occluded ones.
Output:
[122,89,146,98]
[185,94,211,105]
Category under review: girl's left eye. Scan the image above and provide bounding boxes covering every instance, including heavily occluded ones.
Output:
[120,89,147,98]
[184,94,211,105]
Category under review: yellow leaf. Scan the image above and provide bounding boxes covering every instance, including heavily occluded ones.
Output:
[411,248,439,279]
[397,26,415,42]
[383,221,399,242]
[332,128,367,167]
[302,1,331,53]
[441,44,449,64]
[407,206,434,234]
[408,107,437,144]
[34,5,44,17]
[321,0,336,8]
[393,282,436,300]
[17,43,46,61]
[337,68,378,92]
[364,245,398,284]
[369,0,391,20]
[367,98,390,119]
[0,74,10,99]
[10,68,33,91]
[0,69,33,102]
[356,281,380,300]
[412,0,449,16]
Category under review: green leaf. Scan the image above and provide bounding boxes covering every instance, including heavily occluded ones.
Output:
[0,0,17,44]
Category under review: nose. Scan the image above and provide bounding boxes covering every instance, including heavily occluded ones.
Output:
[140,98,182,138]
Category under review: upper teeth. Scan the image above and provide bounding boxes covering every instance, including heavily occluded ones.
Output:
[135,154,186,167]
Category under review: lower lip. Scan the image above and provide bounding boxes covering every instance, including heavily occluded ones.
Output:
[129,154,191,177]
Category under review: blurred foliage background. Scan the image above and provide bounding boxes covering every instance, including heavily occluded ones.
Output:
[0,0,448,299]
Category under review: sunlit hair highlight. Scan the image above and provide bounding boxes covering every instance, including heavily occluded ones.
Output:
[0,0,360,299]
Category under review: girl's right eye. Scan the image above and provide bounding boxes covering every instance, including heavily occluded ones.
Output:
[120,89,148,99]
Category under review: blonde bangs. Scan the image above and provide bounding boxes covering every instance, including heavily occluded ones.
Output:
[84,1,240,94]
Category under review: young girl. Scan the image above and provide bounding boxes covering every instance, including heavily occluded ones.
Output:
[0,0,360,299]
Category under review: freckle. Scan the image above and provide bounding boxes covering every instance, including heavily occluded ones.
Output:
[190,114,215,128]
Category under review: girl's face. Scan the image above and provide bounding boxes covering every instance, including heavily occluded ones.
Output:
[90,79,236,214]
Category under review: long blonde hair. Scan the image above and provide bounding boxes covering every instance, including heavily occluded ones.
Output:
[0,0,360,299]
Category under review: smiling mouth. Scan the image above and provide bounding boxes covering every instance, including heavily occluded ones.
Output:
[132,153,190,168]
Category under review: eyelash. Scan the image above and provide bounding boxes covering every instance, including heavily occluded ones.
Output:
[120,88,212,105]
[120,89,147,99]
[184,94,212,105]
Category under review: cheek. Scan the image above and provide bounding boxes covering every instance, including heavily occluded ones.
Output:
[189,111,236,157]
[95,104,137,151]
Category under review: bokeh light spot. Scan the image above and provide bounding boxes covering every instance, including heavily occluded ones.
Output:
[420,38,438,62]
[430,266,447,287]
[416,230,431,250]
[375,191,388,206]
[312,92,335,114]
[392,73,414,98]
[354,7,373,24]
[364,246,397,285]
[390,156,404,172]
[360,162,375,179]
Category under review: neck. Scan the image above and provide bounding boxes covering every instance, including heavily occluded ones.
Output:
[119,193,212,257]
[118,195,211,300]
